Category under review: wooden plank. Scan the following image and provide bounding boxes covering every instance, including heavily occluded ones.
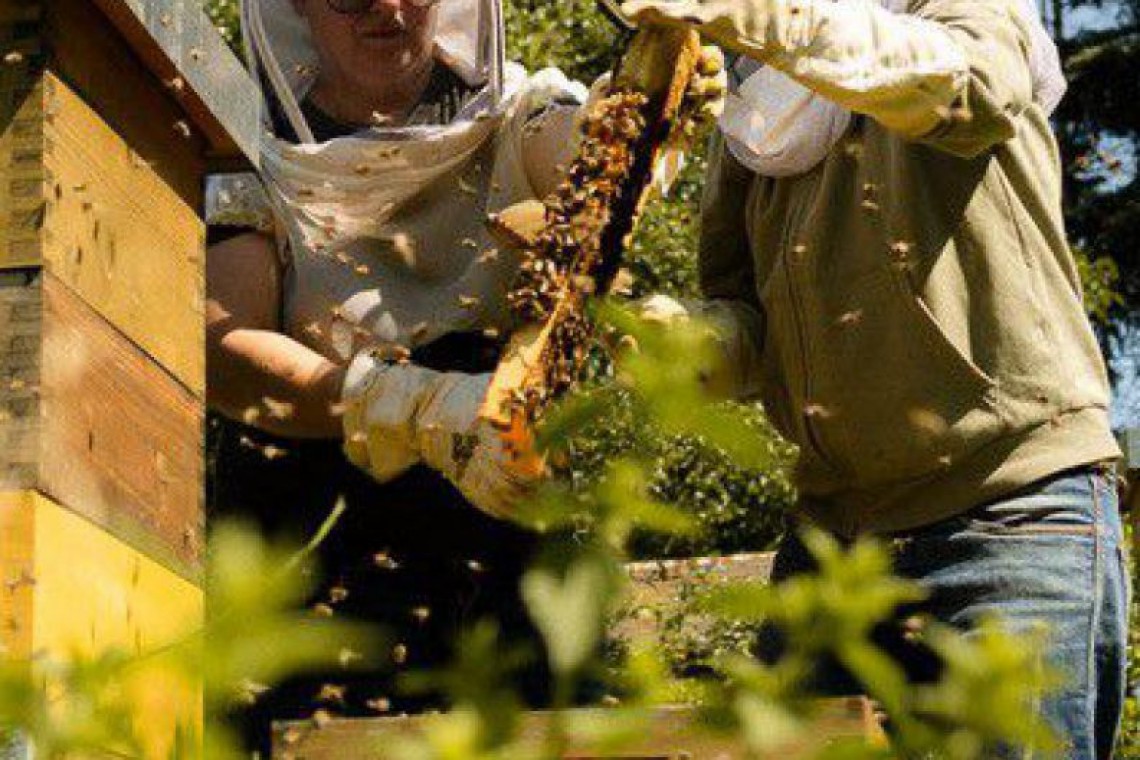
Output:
[274,702,886,759]
[0,9,46,270]
[89,0,261,166]
[35,0,210,207]
[0,489,36,658]
[0,490,203,759]
[41,72,205,395]
[0,270,42,493]
[0,0,209,208]
[0,70,205,395]
[0,272,204,580]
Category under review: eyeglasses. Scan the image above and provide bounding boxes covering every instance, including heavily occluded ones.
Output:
[325,0,376,14]
[325,0,439,15]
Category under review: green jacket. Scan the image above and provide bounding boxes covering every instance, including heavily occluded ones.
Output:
[699,0,1120,536]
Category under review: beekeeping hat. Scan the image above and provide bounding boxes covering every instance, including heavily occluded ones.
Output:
[241,0,506,143]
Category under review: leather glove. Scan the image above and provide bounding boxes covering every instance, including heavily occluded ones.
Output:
[340,351,541,520]
[619,0,969,138]
[638,294,765,400]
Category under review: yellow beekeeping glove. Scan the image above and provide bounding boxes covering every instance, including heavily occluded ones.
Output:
[341,351,544,521]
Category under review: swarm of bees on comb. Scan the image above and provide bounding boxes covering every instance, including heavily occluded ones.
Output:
[508,89,651,326]
[481,26,725,467]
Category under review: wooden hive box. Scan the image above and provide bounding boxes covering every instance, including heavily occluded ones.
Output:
[274,554,887,759]
[273,701,886,758]
[0,0,258,755]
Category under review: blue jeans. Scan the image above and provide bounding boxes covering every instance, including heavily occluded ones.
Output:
[764,466,1132,759]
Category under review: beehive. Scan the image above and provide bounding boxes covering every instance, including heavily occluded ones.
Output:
[274,694,885,758]
[0,0,257,755]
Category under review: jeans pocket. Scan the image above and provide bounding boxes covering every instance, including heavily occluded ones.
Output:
[961,518,1098,538]
[962,472,1101,537]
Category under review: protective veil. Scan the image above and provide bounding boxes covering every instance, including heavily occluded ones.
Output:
[229,0,586,361]
[243,0,508,234]
[207,0,587,515]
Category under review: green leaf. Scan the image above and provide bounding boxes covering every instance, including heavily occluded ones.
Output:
[522,556,614,676]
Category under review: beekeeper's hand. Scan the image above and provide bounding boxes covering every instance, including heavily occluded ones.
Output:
[636,294,765,401]
[340,351,542,520]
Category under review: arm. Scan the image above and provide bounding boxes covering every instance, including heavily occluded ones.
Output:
[206,231,346,439]
[207,232,536,516]
[622,0,1036,157]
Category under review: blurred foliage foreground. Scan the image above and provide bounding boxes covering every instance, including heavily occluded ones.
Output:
[0,309,1066,759]
[93,1,1134,756]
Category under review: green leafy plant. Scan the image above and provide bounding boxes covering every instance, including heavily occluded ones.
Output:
[193,1,1136,755]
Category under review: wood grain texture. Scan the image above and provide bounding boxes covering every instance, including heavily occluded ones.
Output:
[0,8,46,270]
[41,72,205,395]
[44,0,209,206]
[88,0,261,165]
[0,69,205,394]
[0,272,204,580]
[274,702,886,758]
[0,0,209,208]
[0,490,203,759]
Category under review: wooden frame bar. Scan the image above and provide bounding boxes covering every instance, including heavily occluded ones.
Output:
[274,702,886,758]
[89,0,261,166]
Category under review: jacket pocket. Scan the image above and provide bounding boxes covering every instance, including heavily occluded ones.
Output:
[809,266,1004,486]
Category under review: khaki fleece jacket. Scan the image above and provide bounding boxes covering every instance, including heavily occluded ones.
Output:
[698,0,1121,537]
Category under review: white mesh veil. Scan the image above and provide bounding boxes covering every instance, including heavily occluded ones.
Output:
[241,0,506,143]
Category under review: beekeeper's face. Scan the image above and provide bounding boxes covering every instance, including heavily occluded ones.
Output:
[295,0,439,96]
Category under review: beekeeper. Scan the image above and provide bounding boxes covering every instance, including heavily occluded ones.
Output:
[624,0,1129,756]
[205,0,594,745]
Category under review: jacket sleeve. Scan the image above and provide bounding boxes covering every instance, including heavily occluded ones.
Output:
[636,0,1035,157]
[905,0,1036,157]
[696,133,766,400]
[757,0,1036,157]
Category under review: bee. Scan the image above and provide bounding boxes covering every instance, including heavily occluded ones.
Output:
[316,684,347,705]
[366,697,392,713]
